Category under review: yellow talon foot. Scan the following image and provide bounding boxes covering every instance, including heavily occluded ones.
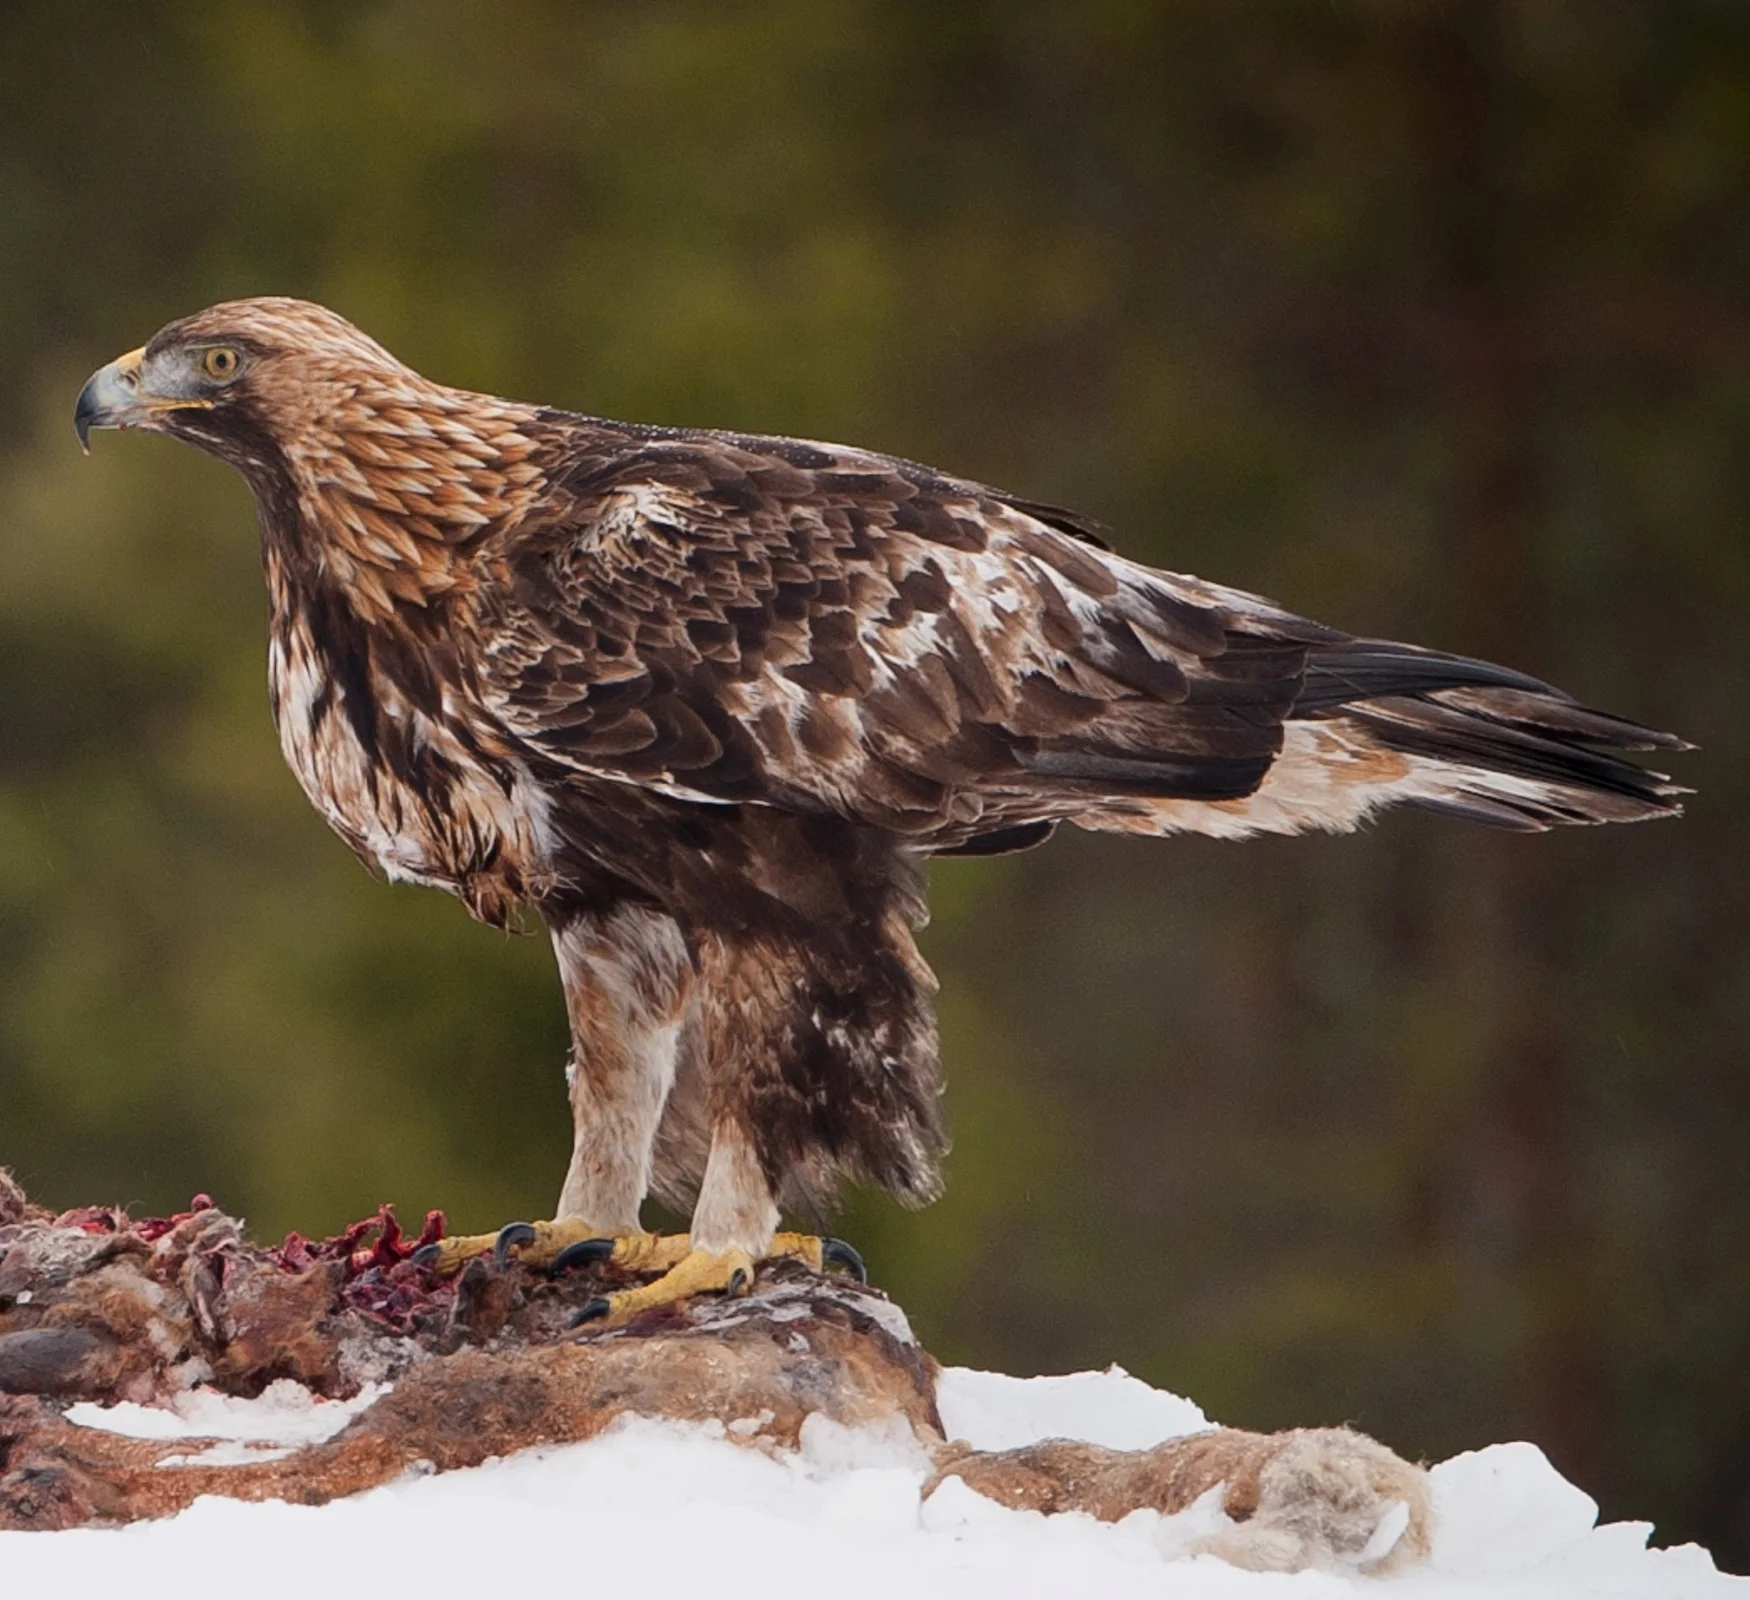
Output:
[414,1221,865,1297]
[564,1232,867,1327]
[549,1230,694,1275]
[411,1218,634,1275]
[765,1232,867,1279]
[572,1246,756,1327]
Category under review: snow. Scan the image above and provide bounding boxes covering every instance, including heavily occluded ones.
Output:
[12,1364,1743,1597]
[937,1363,1211,1451]
[65,1378,387,1464]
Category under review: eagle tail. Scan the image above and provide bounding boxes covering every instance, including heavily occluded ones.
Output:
[1091,637,1689,841]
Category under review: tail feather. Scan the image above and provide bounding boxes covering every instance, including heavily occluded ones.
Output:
[1295,640,1556,714]
[1294,637,1686,830]
[1424,683,1691,753]
[1077,634,1687,842]
[1328,693,1683,826]
[1298,640,1689,752]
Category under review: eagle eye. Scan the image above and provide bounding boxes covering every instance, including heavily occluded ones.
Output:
[200,346,242,383]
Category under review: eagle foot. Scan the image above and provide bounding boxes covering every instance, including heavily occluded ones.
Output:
[409,1217,635,1276]
[558,1231,869,1327]
[412,1222,867,1300]
[567,1245,757,1327]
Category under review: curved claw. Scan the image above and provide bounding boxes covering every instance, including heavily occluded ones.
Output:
[568,1297,612,1328]
[493,1221,537,1269]
[725,1267,749,1298]
[409,1242,443,1269]
[821,1237,868,1283]
[550,1237,618,1275]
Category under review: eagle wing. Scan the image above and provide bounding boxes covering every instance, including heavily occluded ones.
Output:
[473,426,1334,849]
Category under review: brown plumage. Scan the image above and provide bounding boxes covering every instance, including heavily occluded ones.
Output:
[75,298,1687,1275]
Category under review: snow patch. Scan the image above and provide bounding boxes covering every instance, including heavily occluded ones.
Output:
[936,1362,1211,1451]
[65,1378,387,1448]
[11,1368,1742,1598]
[1429,1443,1603,1577]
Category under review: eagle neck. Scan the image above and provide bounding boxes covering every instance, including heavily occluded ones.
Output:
[251,379,548,626]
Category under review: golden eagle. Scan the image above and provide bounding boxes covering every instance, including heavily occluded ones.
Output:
[76,299,1685,1321]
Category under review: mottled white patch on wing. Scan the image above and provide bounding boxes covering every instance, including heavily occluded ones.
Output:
[1082,716,1656,842]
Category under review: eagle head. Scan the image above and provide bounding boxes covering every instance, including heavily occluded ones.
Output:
[75,300,546,605]
[73,298,414,469]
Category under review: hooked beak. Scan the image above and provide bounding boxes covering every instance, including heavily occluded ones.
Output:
[74,347,145,452]
[73,346,211,452]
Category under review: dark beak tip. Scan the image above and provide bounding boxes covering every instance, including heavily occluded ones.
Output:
[74,379,100,454]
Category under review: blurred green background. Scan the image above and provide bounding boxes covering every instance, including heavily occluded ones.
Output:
[2,0,1746,1566]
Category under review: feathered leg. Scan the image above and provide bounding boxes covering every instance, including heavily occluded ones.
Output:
[563,924,882,1325]
[550,904,694,1228]
[561,1116,867,1323]
[416,900,693,1273]
[566,1118,770,1320]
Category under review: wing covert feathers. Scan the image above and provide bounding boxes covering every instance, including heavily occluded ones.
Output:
[475,417,1684,848]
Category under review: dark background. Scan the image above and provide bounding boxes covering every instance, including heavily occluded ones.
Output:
[2,0,1746,1567]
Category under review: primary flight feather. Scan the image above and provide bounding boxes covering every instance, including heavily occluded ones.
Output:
[75,299,1686,1318]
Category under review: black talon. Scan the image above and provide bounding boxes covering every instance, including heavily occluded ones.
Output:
[821,1238,868,1283]
[568,1297,611,1327]
[725,1267,749,1298]
[493,1221,537,1268]
[409,1243,443,1269]
[550,1237,617,1274]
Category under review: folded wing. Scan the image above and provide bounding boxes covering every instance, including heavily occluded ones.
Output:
[475,422,1684,850]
